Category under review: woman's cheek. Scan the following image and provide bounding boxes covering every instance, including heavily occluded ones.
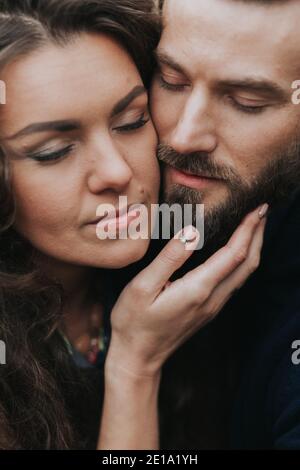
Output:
[138,146,160,201]
[11,167,69,233]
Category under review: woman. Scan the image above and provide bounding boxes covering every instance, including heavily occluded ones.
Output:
[0,0,267,450]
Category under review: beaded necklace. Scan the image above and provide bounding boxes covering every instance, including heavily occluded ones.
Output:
[60,325,105,366]
[60,272,109,366]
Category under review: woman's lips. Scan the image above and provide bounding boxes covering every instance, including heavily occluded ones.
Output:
[87,205,142,232]
[96,208,141,231]
[167,165,222,191]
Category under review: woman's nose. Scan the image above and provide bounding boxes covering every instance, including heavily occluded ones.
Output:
[86,136,133,194]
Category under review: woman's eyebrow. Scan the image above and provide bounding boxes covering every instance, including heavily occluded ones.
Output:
[2,85,147,141]
[111,85,147,117]
[3,120,80,141]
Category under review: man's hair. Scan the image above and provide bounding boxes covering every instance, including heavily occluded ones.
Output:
[159,0,290,10]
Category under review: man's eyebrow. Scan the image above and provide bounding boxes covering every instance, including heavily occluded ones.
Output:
[3,85,147,141]
[154,50,188,76]
[3,120,81,141]
[154,51,288,101]
[218,78,288,101]
[111,85,147,117]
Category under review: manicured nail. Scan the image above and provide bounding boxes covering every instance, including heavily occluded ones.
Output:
[178,226,198,245]
[258,203,269,219]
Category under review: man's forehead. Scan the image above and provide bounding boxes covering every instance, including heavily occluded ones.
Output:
[162,0,300,43]
[163,0,300,20]
[161,0,300,80]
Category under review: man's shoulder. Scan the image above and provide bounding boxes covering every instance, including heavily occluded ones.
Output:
[231,306,300,449]
[266,342,300,449]
[230,190,300,449]
[262,189,300,276]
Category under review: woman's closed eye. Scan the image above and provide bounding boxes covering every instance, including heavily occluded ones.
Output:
[112,112,150,133]
[25,113,150,163]
[26,143,76,163]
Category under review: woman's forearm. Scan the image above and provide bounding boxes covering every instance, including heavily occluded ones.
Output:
[97,358,162,450]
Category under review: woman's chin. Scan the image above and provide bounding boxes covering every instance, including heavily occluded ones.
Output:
[87,238,151,269]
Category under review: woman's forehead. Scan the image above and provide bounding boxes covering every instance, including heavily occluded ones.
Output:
[0,33,143,134]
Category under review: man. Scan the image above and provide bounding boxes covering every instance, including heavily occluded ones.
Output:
[149,0,300,449]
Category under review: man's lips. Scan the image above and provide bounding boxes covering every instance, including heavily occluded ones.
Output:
[166,165,223,191]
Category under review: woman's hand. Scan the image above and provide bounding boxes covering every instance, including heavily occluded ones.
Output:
[99,203,268,450]
[105,204,268,379]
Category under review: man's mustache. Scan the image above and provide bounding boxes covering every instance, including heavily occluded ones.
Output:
[157,143,241,187]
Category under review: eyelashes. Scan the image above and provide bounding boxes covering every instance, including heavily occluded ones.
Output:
[113,113,150,133]
[27,143,76,162]
[158,75,187,92]
[158,74,268,115]
[27,115,150,163]
[227,96,267,114]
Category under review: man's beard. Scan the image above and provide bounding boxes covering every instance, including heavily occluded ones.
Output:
[157,140,300,259]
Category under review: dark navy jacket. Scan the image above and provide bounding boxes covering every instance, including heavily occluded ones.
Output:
[68,189,300,449]
[228,189,300,449]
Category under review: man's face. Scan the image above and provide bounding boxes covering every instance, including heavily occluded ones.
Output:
[151,0,300,246]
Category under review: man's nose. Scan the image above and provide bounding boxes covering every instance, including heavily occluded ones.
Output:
[86,135,133,194]
[170,90,217,154]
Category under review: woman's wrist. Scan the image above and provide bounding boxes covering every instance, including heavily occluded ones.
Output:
[104,359,162,403]
[104,336,163,382]
[104,350,162,385]
[99,350,161,450]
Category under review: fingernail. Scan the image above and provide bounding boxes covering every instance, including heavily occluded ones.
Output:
[178,226,198,245]
[258,203,269,219]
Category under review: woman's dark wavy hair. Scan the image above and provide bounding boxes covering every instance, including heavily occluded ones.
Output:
[0,0,237,451]
[0,0,160,450]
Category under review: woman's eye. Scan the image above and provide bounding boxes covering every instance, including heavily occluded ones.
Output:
[229,96,268,114]
[158,75,188,92]
[27,143,75,162]
[114,113,150,133]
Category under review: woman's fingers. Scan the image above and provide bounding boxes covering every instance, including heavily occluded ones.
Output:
[130,225,201,299]
[201,216,267,317]
[200,203,268,282]
[129,203,268,307]
[161,204,268,306]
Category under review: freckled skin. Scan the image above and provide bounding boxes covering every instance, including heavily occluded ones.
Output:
[0,33,160,271]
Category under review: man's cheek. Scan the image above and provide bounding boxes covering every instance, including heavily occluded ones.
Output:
[151,108,165,136]
[151,92,172,134]
[225,137,268,178]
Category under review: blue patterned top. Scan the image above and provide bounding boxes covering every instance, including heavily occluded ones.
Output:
[61,273,115,370]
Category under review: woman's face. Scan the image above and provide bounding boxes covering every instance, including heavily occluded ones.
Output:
[0,33,160,269]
